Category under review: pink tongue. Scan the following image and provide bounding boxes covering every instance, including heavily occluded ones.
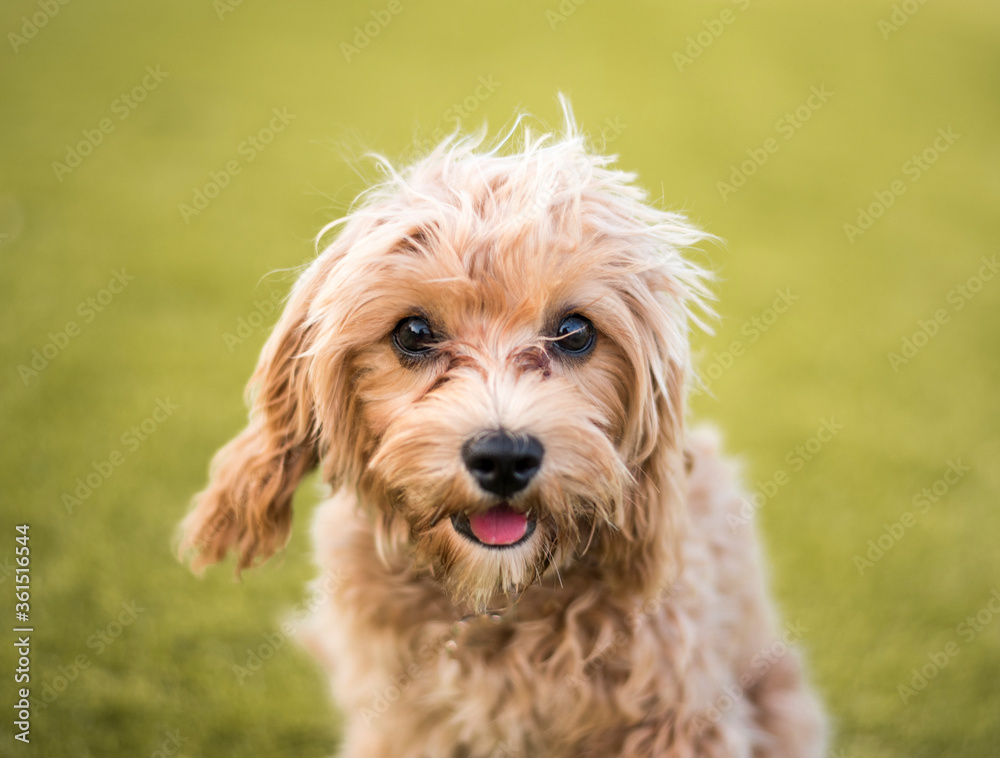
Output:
[468,505,528,546]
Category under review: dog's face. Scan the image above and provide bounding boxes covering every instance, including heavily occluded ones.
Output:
[181,119,710,609]
[335,234,649,608]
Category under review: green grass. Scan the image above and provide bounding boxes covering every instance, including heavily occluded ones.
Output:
[1,0,998,755]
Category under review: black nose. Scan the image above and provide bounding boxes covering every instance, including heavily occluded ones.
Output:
[462,431,544,498]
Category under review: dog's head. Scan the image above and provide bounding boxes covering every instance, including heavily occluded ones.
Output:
[180,106,712,610]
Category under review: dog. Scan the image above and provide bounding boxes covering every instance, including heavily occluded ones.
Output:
[180,103,825,757]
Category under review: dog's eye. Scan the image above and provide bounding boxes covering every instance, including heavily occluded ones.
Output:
[553,315,596,355]
[392,316,437,356]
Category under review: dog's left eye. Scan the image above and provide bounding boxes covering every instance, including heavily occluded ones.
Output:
[553,314,596,355]
[392,316,437,356]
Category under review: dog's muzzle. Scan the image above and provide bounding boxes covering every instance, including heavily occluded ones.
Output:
[453,430,543,547]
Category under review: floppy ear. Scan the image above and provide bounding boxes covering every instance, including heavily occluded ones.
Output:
[626,351,689,599]
[180,272,322,573]
[596,262,700,600]
[603,335,689,600]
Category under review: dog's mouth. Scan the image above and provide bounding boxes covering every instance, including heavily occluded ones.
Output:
[451,504,536,548]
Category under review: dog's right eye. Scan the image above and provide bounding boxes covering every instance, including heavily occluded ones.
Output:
[392,316,437,357]
[552,314,596,356]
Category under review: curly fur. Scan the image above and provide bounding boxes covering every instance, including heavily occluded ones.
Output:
[180,100,825,757]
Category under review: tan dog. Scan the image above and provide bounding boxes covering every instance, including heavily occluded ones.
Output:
[180,104,825,757]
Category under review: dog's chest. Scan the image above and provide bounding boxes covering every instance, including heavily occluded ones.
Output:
[347,589,657,756]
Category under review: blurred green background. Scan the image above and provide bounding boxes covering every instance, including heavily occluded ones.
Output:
[2,0,998,755]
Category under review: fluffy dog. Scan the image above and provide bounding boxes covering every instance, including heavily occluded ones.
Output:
[180,104,825,757]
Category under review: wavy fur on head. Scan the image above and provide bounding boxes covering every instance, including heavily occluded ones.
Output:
[180,100,825,757]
